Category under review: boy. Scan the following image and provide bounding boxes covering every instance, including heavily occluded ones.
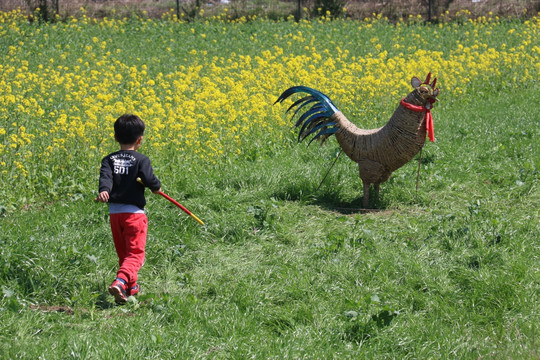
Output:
[95,114,161,304]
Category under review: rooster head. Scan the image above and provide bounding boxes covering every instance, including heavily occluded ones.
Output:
[411,73,439,110]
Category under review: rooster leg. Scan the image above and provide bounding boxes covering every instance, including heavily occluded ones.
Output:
[362,181,371,208]
[358,160,389,208]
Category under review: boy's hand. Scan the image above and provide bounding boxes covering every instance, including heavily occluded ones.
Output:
[95,191,110,203]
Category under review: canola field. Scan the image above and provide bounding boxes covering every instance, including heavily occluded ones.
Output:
[0,9,538,208]
[0,9,539,358]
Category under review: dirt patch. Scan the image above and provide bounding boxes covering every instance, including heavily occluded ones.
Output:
[328,207,395,216]
[30,304,75,315]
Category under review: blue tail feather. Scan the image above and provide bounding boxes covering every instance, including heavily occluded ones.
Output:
[302,121,338,142]
[275,86,340,145]
[295,104,325,128]
[291,98,319,121]
[308,127,339,146]
[297,110,330,140]
[287,96,313,113]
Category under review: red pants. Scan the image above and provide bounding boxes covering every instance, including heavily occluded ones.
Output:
[109,213,147,287]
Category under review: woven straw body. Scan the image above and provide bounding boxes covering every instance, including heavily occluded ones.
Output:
[332,90,428,206]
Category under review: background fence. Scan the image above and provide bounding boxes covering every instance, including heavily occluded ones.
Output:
[1,0,539,21]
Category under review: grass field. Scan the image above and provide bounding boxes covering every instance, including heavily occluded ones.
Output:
[1,9,539,359]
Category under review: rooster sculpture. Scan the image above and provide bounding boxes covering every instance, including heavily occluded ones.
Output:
[275,73,439,208]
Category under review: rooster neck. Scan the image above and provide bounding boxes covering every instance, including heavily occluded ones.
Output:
[403,90,425,106]
[385,91,427,131]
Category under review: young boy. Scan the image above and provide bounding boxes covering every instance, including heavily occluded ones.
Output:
[95,114,161,304]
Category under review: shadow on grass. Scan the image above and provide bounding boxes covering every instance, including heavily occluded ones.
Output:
[95,293,115,310]
[312,187,391,214]
[272,183,391,214]
[344,310,398,343]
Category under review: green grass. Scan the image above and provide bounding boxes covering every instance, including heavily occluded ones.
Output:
[2,93,538,358]
[1,15,539,359]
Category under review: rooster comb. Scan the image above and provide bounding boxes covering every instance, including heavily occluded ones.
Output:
[424,72,437,89]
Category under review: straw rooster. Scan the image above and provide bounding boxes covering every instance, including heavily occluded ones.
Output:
[275,73,439,208]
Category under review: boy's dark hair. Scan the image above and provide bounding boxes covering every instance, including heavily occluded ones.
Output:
[114,114,145,144]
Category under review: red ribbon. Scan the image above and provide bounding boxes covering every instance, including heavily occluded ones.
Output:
[400,99,435,142]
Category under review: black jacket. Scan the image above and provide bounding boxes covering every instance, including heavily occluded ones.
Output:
[99,150,161,209]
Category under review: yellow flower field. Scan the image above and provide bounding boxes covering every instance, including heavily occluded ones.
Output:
[0,9,538,206]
